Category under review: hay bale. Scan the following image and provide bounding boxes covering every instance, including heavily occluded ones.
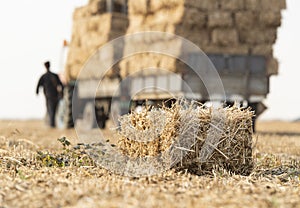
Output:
[266,57,279,76]
[176,28,210,46]
[240,29,277,44]
[251,44,273,56]
[181,105,254,175]
[66,11,128,81]
[72,20,88,37]
[81,31,109,52]
[259,11,282,27]
[118,105,181,157]
[86,16,101,32]
[69,36,81,48]
[184,0,219,11]
[73,6,89,20]
[128,15,145,29]
[144,8,184,25]
[120,53,178,77]
[65,63,82,81]
[220,0,244,11]
[261,0,286,11]
[127,21,176,33]
[149,0,183,13]
[95,14,117,33]
[235,11,257,29]
[66,47,89,65]
[128,0,148,15]
[208,12,233,28]
[85,14,127,33]
[180,8,206,28]
[212,29,239,46]
[244,0,261,11]
[119,35,183,76]
[73,0,105,20]
[245,0,286,11]
[202,45,249,55]
[117,102,254,175]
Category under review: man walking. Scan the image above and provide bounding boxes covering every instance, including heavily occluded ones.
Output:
[36,61,64,127]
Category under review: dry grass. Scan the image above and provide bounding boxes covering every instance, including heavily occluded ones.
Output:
[0,119,299,208]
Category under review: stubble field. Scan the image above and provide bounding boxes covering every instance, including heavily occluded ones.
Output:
[0,120,299,208]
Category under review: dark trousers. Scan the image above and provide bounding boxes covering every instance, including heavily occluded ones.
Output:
[46,98,58,127]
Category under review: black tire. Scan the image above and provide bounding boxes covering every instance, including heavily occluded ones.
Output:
[55,85,74,129]
[248,102,257,133]
[96,106,108,129]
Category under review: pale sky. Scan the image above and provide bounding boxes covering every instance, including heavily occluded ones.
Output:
[0,0,299,121]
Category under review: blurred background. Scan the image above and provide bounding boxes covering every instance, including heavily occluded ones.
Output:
[0,0,298,121]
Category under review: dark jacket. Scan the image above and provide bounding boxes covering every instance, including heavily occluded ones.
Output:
[36,71,63,99]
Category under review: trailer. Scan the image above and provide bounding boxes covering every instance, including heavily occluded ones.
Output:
[56,53,268,131]
[56,0,284,131]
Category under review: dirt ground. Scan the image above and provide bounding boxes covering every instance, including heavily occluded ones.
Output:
[0,120,299,208]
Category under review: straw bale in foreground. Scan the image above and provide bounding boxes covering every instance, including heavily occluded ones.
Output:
[117,102,254,175]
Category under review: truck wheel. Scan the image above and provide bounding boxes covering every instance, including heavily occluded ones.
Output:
[248,102,257,133]
[55,86,74,129]
[96,106,108,129]
[82,102,96,130]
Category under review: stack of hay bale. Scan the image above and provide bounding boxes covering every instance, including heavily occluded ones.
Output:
[65,0,128,81]
[65,0,285,80]
[119,0,185,77]
[120,0,286,77]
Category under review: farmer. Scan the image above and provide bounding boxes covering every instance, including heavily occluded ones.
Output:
[36,61,64,127]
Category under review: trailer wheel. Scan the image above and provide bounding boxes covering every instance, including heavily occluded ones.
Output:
[55,85,74,129]
[96,106,108,129]
[248,102,257,133]
[81,102,96,130]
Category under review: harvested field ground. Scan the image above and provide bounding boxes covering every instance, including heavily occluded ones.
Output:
[0,120,299,208]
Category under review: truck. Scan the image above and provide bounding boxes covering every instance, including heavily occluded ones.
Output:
[56,0,284,131]
[56,52,268,131]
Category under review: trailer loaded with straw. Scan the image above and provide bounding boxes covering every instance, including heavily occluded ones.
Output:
[57,0,285,132]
